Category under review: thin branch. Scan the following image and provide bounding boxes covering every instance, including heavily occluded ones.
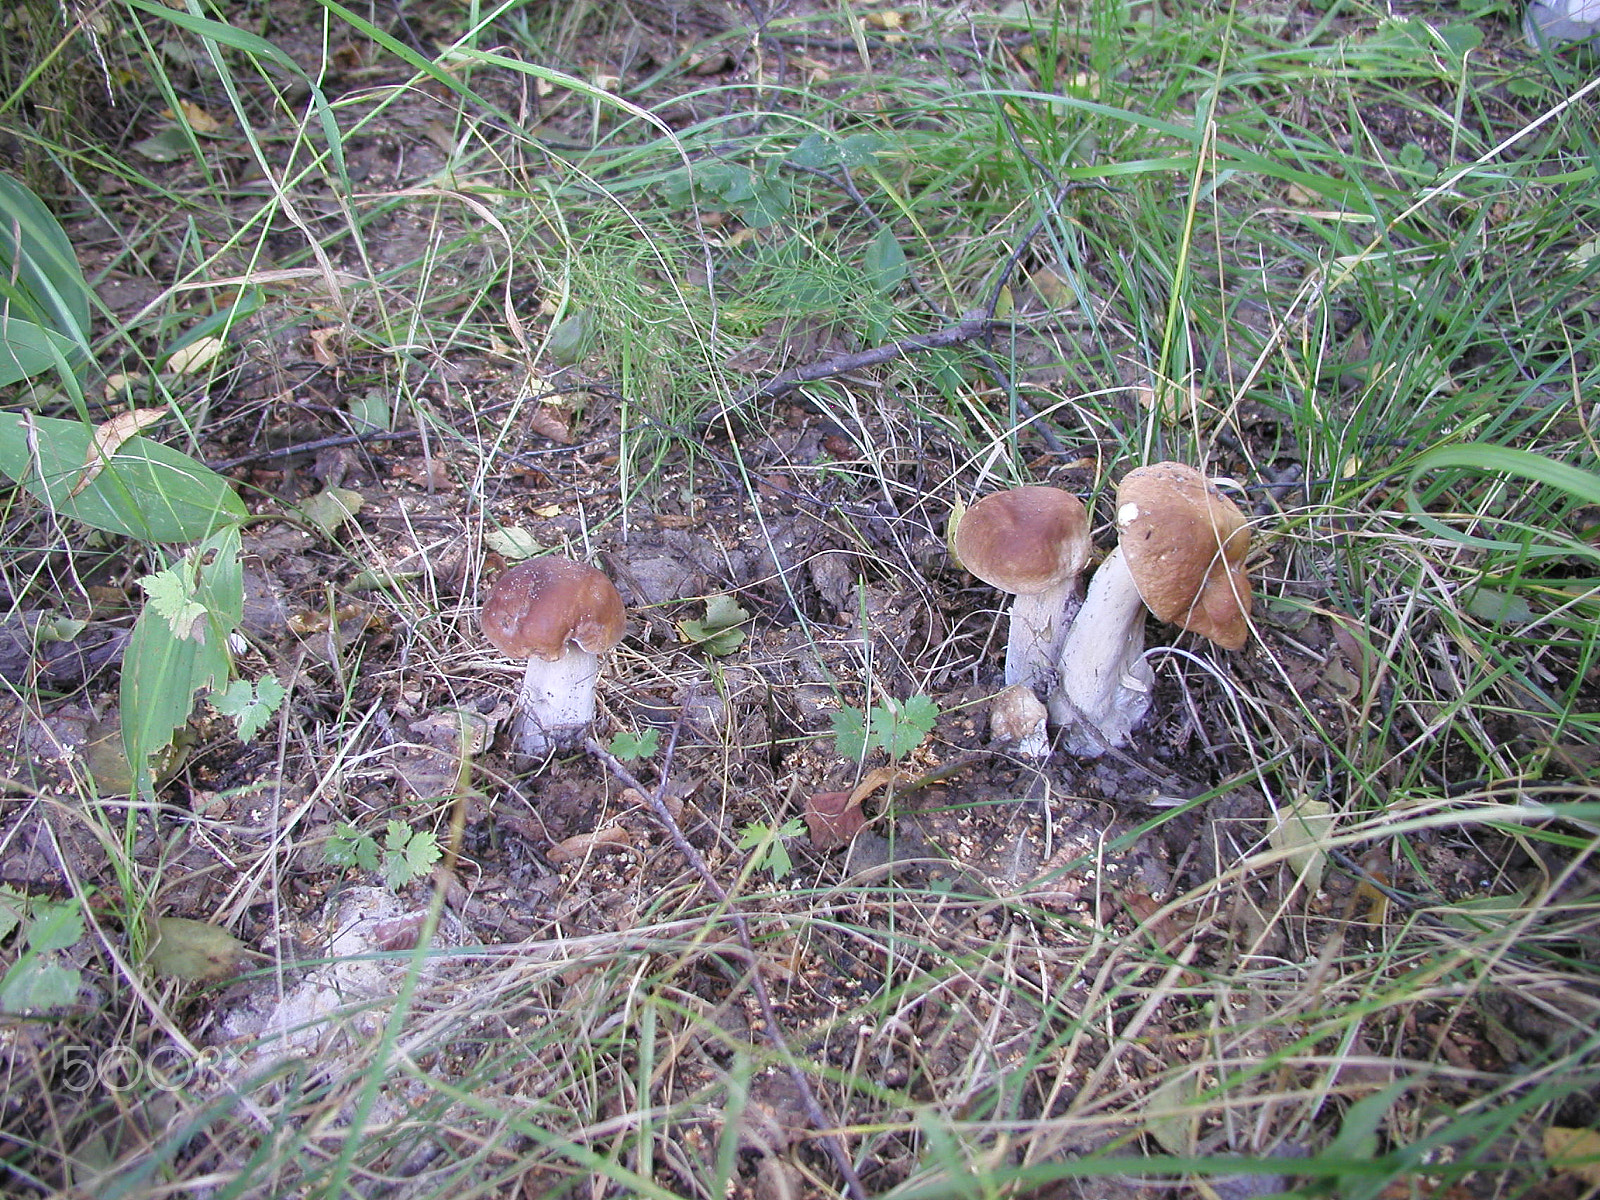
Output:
[726,312,992,409]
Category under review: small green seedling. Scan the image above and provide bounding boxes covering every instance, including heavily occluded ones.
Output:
[0,888,84,1014]
[607,728,660,762]
[832,694,939,762]
[738,817,808,880]
[677,594,750,656]
[326,820,442,889]
[212,674,286,741]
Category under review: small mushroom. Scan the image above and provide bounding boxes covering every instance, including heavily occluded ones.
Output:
[952,486,1091,707]
[480,556,626,761]
[1052,463,1252,755]
[989,682,1050,758]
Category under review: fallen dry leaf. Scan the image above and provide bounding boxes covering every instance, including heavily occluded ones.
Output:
[1546,1126,1600,1186]
[175,99,225,133]
[546,825,635,864]
[804,790,861,850]
[391,458,455,490]
[805,766,903,850]
[308,326,343,367]
[528,405,572,444]
[68,407,165,497]
[167,335,225,374]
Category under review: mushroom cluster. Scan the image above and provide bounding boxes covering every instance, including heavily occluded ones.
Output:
[480,556,625,761]
[954,463,1253,757]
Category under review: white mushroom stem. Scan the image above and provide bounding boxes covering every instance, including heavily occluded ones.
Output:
[1004,580,1083,698]
[510,647,601,760]
[1050,546,1155,756]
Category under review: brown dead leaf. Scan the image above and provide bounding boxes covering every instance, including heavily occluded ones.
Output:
[1546,1126,1600,1185]
[167,335,224,374]
[1027,265,1075,310]
[1124,892,1209,952]
[620,786,683,820]
[391,458,456,489]
[546,825,635,864]
[308,326,343,367]
[389,744,459,800]
[1325,607,1375,691]
[68,407,166,497]
[528,405,572,444]
[174,99,225,134]
[805,766,903,850]
[804,790,862,850]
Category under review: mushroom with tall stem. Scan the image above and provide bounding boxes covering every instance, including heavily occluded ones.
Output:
[1052,463,1253,756]
[480,557,626,762]
[952,486,1091,756]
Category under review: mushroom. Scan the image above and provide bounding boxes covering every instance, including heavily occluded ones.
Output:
[989,682,1050,758]
[1052,462,1252,755]
[952,486,1091,713]
[480,556,626,761]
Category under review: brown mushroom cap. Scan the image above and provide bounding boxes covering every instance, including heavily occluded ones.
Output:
[1115,463,1253,650]
[953,486,1091,595]
[481,557,625,662]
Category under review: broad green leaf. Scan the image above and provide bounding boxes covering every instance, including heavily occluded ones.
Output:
[864,226,909,293]
[145,917,246,983]
[0,318,85,388]
[1464,587,1536,626]
[485,526,542,559]
[1269,796,1335,894]
[789,132,883,169]
[546,310,594,365]
[607,728,659,762]
[0,173,91,344]
[131,128,194,162]
[348,390,391,432]
[1141,1070,1201,1155]
[122,606,228,796]
[0,414,245,542]
[0,959,81,1014]
[298,485,364,539]
[326,824,381,872]
[0,890,20,942]
[382,821,441,888]
[876,695,938,761]
[678,594,750,656]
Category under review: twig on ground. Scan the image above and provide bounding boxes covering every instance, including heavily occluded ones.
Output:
[708,190,1082,452]
[724,311,993,409]
[584,728,869,1200]
[209,428,425,471]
